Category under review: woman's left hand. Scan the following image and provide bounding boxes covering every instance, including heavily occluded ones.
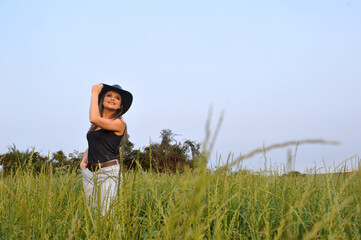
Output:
[92,84,103,94]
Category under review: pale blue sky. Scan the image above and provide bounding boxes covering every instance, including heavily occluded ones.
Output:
[1,0,360,172]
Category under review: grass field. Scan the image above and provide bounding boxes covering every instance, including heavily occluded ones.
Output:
[0,153,360,239]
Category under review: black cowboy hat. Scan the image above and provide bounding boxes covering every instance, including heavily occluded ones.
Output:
[99,84,133,115]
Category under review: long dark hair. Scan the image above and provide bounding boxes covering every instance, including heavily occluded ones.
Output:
[88,92,124,133]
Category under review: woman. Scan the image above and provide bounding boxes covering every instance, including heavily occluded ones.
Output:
[80,83,133,216]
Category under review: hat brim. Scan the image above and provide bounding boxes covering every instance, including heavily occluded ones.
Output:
[99,84,133,115]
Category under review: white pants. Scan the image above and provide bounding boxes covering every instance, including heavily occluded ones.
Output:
[81,164,121,216]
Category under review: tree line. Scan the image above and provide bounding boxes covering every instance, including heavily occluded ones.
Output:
[0,129,201,175]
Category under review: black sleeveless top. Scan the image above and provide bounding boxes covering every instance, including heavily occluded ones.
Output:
[87,128,125,164]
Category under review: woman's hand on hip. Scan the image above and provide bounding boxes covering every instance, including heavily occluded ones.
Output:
[92,84,103,95]
[80,161,87,170]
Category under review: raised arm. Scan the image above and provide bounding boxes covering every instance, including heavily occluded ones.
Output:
[89,84,125,133]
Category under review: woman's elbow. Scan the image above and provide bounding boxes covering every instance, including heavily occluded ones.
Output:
[89,117,99,124]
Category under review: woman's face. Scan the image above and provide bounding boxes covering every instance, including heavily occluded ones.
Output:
[103,91,122,111]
